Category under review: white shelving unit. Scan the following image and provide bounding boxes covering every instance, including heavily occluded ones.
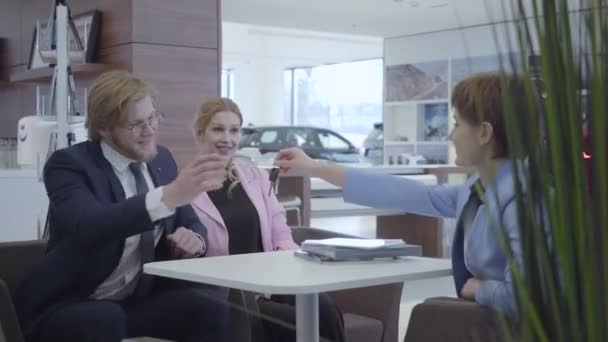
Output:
[382,53,454,165]
[382,98,451,165]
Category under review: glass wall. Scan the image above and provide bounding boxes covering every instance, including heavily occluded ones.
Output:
[284,59,383,149]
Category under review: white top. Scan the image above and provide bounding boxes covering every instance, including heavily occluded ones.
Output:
[144,250,452,294]
[91,142,174,300]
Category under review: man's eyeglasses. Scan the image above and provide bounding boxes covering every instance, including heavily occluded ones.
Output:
[125,111,165,132]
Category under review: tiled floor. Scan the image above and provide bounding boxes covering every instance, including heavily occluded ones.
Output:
[311,216,455,341]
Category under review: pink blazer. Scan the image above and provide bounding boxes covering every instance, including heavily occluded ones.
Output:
[191,163,300,257]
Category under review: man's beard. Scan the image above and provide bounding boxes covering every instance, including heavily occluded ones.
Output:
[111,133,158,162]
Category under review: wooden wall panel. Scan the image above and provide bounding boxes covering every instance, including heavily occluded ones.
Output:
[0,66,24,137]
[132,43,219,167]
[97,44,133,71]
[0,0,22,67]
[132,0,219,49]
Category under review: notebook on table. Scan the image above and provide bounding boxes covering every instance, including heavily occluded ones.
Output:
[298,238,420,262]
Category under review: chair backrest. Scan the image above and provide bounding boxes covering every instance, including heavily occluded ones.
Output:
[404,297,507,342]
[290,227,403,342]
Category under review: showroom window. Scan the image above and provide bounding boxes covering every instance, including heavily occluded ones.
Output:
[284,59,383,148]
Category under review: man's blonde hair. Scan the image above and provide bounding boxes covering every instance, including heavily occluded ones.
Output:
[85,70,156,140]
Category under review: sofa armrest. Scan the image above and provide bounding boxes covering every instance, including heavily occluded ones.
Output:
[0,279,24,342]
[404,297,503,342]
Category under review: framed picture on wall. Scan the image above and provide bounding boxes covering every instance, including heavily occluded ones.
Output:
[385,60,449,101]
[28,10,101,69]
[418,102,449,141]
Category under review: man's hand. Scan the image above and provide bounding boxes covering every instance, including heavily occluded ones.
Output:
[167,227,205,258]
[162,153,227,209]
[460,278,481,300]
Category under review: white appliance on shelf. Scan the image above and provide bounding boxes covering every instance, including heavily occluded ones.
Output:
[17,116,86,169]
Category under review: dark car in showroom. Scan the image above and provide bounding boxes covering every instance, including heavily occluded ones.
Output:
[239,126,361,163]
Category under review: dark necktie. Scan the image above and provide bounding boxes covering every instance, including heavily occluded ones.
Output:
[452,181,483,296]
[129,162,155,297]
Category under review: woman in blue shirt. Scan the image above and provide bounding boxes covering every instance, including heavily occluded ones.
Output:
[275,73,524,318]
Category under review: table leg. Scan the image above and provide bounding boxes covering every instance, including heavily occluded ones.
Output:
[295,293,319,342]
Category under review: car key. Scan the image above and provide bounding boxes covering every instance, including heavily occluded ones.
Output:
[268,167,280,196]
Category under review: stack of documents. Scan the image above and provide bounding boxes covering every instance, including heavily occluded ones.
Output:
[297,238,420,262]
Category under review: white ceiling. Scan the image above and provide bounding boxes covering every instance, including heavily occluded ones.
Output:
[221,0,517,38]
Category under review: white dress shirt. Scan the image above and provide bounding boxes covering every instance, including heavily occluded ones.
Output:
[91,142,175,300]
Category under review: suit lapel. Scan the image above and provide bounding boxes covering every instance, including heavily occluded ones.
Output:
[192,193,226,228]
[90,141,125,201]
[146,161,162,187]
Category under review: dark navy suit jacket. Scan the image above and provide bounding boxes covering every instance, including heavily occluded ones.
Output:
[14,140,207,336]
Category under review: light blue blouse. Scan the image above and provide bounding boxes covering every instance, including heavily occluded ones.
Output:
[342,163,521,317]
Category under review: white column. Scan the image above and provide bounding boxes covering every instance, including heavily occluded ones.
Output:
[55,4,70,149]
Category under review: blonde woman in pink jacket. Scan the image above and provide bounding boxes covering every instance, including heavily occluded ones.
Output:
[190,97,345,342]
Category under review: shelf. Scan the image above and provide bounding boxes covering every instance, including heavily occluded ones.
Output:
[416,141,449,145]
[384,140,448,147]
[384,99,449,106]
[9,63,113,83]
[384,141,414,147]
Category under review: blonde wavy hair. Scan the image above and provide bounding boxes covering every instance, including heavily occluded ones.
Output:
[193,97,244,197]
[86,70,156,140]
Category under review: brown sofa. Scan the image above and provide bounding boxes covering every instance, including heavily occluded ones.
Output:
[0,240,174,342]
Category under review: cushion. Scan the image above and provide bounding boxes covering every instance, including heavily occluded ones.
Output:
[343,312,383,342]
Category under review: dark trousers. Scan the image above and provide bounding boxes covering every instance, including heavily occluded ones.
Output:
[35,287,229,342]
[257,293,345,342]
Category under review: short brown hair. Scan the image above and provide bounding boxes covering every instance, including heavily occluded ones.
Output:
[85,70,156,140]
[193,97,243,139]
[451,72,523,158]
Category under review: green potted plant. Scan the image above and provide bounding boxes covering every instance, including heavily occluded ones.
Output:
[499,1,607,341]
